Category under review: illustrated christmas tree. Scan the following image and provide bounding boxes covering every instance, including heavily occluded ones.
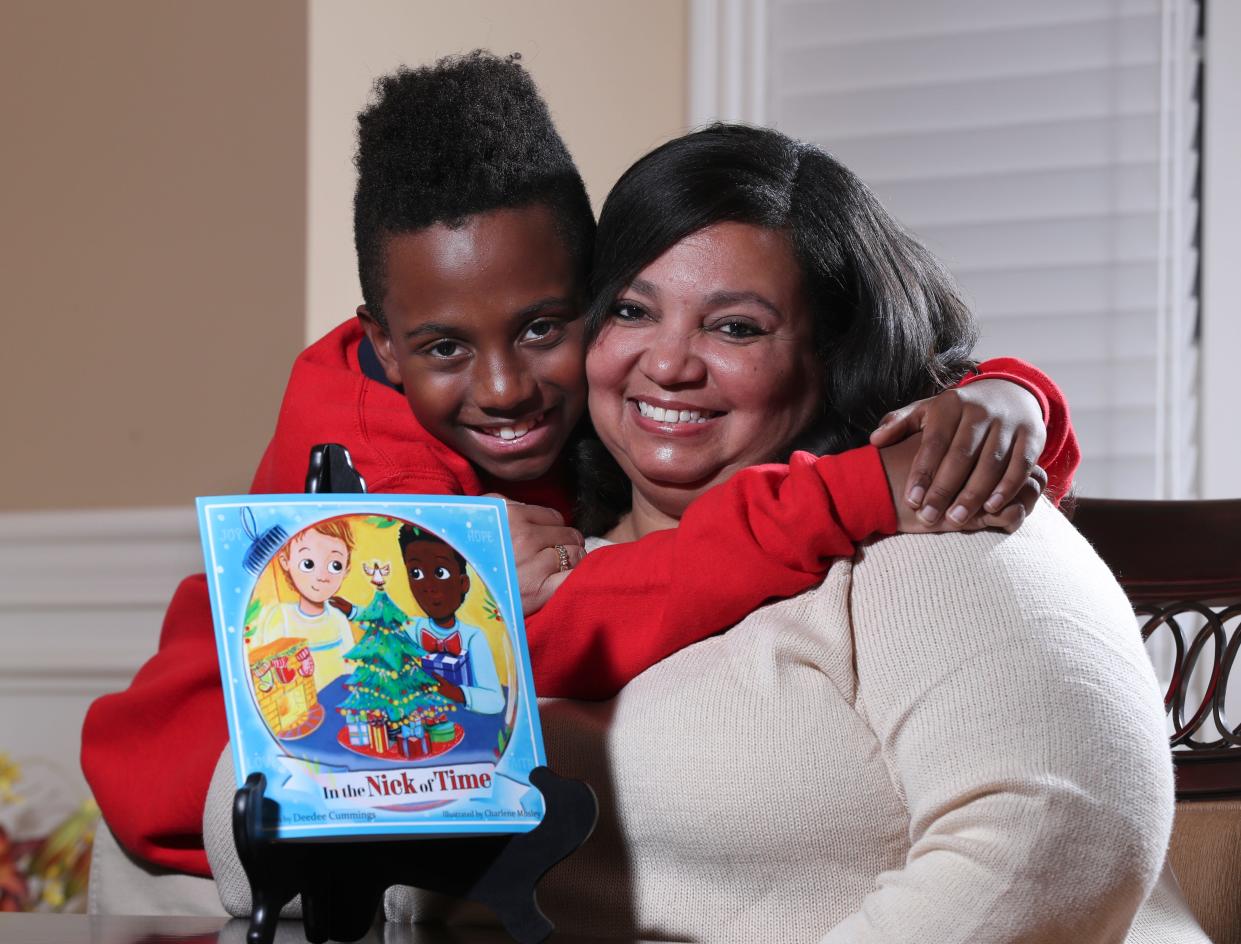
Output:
[337,588,455,754]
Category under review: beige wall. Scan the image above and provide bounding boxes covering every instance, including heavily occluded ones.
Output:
[1,1,307,510]
[306,0,689,341]
[1,1,688,510]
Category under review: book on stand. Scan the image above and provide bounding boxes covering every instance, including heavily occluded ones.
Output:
[197,494,546,841]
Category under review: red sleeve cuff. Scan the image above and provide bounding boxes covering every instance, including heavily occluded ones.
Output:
[958,368,1051,425]
[808,444,898,539]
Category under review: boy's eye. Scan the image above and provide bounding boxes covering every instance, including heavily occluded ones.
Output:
[422,339,466,359]
[327,560,344,574]
[434,566,451,580]
[521,318,564,344]
[298,558,315,572]
[409,567,425,580]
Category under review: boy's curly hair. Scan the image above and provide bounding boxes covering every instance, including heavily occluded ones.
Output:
[397,522,466,574]
[353,51,595,327]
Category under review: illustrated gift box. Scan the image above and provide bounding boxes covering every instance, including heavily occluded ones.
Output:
[428,721,457,745]
[367,714,390,754]
[344,712,369,747]
[397,720,429,758]
[423,650,473,688]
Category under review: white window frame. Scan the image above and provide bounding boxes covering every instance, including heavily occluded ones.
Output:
[689,0,1238,498]
[1200,0,1241,498]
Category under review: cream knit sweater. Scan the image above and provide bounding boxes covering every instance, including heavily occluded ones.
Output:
[389,504,1175,941]
[210,505,1183,941]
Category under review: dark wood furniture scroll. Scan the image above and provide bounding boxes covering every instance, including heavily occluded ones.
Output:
[1071,497,1241,798]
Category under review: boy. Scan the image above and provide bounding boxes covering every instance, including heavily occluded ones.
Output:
[256,519,357,692]
[83,52,1078,879]
[398,525,503,716]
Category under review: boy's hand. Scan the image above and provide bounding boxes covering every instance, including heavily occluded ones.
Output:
[435,676,465,704]
[485,494,586,615]
[879,433,1047,534]
[870,379,1047,528]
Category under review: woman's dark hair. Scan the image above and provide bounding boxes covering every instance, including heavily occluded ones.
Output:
[577,123,978,535]
[353,51,595,328]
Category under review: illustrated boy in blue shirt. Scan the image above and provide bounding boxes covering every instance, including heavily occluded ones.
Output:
[398,523,504,715]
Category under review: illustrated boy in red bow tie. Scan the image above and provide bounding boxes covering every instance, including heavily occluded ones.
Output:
[399,522,505,715]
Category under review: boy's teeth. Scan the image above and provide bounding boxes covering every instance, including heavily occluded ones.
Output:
[493,418,536,440]
[636,401,709,424]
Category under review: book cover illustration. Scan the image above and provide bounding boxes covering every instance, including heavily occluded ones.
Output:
[197,495,546,841]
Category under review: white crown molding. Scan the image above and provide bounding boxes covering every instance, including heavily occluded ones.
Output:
[689,0,769,128]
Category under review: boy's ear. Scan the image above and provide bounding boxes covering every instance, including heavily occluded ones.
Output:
[356,306,404,388]
[460,573,470,598]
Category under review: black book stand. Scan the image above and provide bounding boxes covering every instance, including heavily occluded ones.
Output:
[233,445,598,944]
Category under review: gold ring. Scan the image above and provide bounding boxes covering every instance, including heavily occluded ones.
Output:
[554,544,572,572]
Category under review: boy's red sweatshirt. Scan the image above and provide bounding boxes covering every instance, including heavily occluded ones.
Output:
[80,320,1079,877]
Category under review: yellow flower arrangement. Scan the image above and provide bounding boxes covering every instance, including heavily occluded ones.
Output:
[0,752,98,913]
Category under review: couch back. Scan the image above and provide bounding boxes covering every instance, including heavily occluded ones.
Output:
[1072,497,1241,944]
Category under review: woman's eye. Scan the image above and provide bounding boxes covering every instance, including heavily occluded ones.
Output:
[298,558,315,572]
[409,567,425,580]
[521,319,563,343]
[716,320,765,339]
[327,560,344,574]
[610,302,647,322]
[434,566,451,580]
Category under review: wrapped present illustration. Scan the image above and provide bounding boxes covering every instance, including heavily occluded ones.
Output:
[367,713,390,754]
[343,711,369,747]
[428,721,458,745]
[396,720,429,758]
[422,650,473,688]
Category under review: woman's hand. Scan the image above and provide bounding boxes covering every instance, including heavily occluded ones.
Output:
[870,379,1047,529]
[878,432,1046,534]
[486,494,586,614]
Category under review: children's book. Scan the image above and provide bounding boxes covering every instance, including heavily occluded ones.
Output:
[197,494,546,841]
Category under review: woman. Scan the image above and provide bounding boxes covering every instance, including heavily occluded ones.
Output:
[385,125,1187,941]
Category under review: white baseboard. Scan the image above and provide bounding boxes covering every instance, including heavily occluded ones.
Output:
[0,507,203,793]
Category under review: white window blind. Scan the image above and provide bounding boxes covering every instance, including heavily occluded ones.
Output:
[692,0,1202,498]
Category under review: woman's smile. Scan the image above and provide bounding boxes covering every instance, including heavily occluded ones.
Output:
[630,397,722,432]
